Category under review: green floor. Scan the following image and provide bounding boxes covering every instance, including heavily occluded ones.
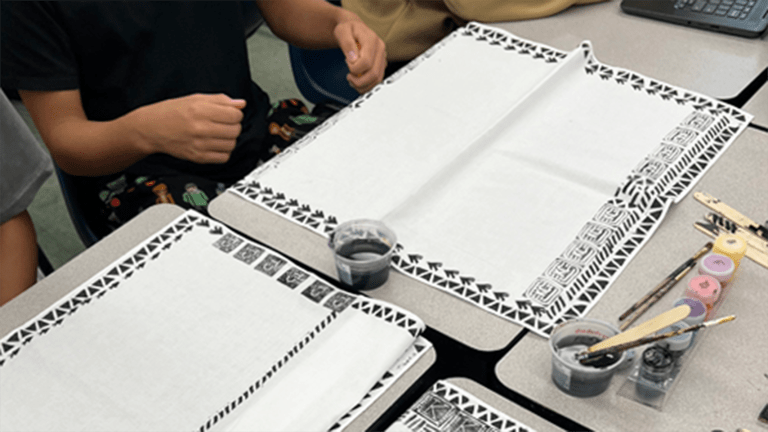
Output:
[23,26,309,270]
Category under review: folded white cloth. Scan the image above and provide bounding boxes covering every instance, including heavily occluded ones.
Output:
[0,211,424,431]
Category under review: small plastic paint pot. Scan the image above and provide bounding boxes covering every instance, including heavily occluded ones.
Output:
[712,234,747,270]
[672,297,707,326]
[328,219,397,291]
[549,318,626,398]
[698,253,735,287]
[655,322,692,363]
[635,345,675,399]
[685,275,721,317]
[617,348,637,371]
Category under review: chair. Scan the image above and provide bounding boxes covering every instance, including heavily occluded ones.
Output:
[54,166,106,247]
[285,0,359,107]
[38,244,54,276]
[288,45,360,107]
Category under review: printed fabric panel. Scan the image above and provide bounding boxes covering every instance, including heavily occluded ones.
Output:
[0,211,425,431]
[230,23,751,336]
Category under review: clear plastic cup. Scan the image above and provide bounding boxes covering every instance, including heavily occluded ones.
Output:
[549,318,626,397]
[328,219,397,291]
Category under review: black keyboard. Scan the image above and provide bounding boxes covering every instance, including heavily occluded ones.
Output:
[674,0,758,19]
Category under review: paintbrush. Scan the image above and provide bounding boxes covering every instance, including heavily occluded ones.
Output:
[588,305,690,353]
[619,242,712,323]
[577,315,736,365]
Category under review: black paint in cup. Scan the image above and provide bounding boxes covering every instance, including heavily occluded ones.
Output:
[329,220,397,291]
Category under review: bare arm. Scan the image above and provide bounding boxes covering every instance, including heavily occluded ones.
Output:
[20,90,246,176]
[256,0,386,93]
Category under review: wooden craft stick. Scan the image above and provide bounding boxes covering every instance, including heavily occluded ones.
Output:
[695,215,768,269]
[577,315,736,363]
[589,304,690,353]
[618,242,712,323]
[695,192,767,240]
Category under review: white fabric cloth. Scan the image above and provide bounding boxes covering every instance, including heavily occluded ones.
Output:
[0,211,423,431]
[234,23,751,336]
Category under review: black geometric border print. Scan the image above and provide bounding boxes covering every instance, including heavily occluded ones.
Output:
[0,212,423,363]
[394,380,532,432]
[228,23,748,337]
[0,211,426,432]
[351,298,425,338]
[198,311,339,432]
[0,213,205,366]
[329,337,432,431]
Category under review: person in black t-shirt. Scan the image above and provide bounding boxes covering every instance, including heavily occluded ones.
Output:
[1,1,386,236]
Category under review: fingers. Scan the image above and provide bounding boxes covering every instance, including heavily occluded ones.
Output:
[347,50,386,94]
[199,137,238,154]
[188,137,237,164]
[337,21,386,94]
[186,96,242,162]
[206,103,245,125]
[205,93,247,110]
[334,23,360,66]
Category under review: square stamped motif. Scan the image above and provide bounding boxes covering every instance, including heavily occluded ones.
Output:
[524,278,562,307]
[415,393,456,427]
[255,254,286,276]
[213,233,244,253]
[233,243,264,264]
[301,281,334,303]
[563,240,597,265]
[277,267,310,289]
[544,259,581,286]
[663,127,698,147]
[681,111,714,132]
[594,203,628,227]
[323,292,355,312]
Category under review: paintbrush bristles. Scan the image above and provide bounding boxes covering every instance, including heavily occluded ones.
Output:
[706,315,736,326]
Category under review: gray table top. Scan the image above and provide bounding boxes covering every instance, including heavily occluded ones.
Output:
[491,1,768,101]
[744,78,768,128]
[495,127,768,431]
[208,192,523,352]
[0,203,435,432]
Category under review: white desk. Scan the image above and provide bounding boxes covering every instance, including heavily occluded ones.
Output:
[495,127,768,431]
[744,76,768,128]
[493,1,768,101]
[0,204,435,432]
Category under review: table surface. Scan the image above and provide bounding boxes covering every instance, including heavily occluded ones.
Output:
[0,204,436,432]
[209,192,523,353]
[495,126,768,431]
[492,1,768,101]
[744,78,768,128]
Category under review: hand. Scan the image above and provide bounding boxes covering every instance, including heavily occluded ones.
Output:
[131,93,246,164]
[334,18,387,94]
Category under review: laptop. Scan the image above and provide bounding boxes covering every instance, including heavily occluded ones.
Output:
[621,0,768,38]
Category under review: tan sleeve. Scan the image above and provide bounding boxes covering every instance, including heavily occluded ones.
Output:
[443,0,609,22]
[342,0,465,62]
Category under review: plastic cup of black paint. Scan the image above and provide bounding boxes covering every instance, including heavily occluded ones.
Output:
[328,219,397,291]
[549,318,625,397]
